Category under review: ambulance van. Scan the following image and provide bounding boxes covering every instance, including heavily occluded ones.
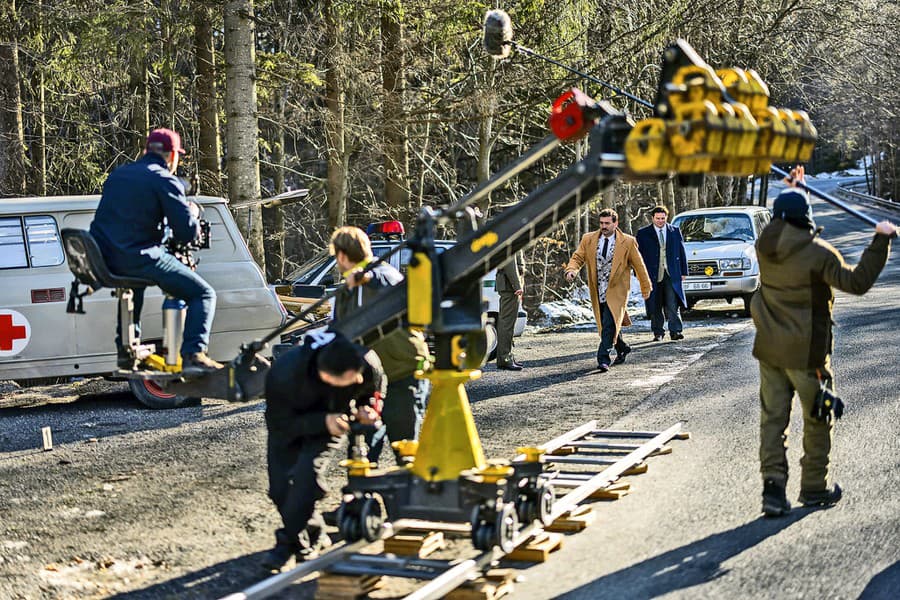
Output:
[0,195,287,408]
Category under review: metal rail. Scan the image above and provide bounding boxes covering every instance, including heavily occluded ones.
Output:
[217,421,686,600]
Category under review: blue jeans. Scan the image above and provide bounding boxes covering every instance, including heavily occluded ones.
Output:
[651,273,683,336]
[115,253,216,356]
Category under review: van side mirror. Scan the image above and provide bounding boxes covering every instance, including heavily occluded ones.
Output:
[292,283,326,299]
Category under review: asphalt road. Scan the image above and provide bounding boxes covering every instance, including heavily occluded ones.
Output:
[1,177,896,600]
[514,178,900,599]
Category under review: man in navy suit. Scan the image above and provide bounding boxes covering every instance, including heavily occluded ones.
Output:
[636,206,689,341]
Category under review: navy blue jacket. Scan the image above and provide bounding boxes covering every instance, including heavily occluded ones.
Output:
[90,153,199,271]
[636,223,689,310]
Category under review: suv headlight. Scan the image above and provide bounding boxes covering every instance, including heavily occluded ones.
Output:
[719,258,744,270]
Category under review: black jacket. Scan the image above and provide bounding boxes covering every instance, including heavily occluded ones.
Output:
[264,335,386,439]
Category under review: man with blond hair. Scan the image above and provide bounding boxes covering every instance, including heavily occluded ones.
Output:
[330,226,430,464]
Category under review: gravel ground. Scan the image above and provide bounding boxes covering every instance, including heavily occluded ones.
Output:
[0,304,750,600]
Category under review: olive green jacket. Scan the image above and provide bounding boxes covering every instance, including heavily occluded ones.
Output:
[751,219,890,369]
[333,261,428,381]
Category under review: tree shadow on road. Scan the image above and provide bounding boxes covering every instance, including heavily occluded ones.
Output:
[556,512,810,600]
[108,551,317,600]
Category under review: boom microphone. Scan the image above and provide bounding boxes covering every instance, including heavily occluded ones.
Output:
[483,9,513,58]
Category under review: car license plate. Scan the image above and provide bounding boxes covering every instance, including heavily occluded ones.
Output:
[684,282,712,291]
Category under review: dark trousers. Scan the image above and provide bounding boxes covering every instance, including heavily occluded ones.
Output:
[114,253,216,356]
[267,432,331,547]
[597,302,628,366]
[496,290,518,365]
[364,376,429,465]
[650,273,683,336]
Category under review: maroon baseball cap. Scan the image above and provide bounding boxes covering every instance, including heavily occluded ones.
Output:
[145,128,186,155]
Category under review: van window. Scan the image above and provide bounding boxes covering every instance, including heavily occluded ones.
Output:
[0,217,28,269]
[1,215,64,269]
[25,215,65,267]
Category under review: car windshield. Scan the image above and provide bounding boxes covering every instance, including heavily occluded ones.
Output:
[674,214,755,242]
[286,251,331,284]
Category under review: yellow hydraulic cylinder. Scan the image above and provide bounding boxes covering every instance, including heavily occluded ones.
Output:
[406,251,432,329]
[410,368,487,481]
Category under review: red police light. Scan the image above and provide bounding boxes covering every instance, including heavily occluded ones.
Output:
[366,221,405,237]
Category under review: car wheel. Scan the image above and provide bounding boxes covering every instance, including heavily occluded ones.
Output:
[128,379,201,410]
[485,320,498,362]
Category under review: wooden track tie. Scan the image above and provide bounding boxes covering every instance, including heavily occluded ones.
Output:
[546,505,595,532]
[384,531,446,558]
[315,573,384,599]
[506,531,564,562]
[446,568,516,600]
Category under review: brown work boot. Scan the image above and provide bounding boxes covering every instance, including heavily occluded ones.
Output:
[182,352,224,374]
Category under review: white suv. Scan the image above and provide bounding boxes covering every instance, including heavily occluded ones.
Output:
[670,205,771,316]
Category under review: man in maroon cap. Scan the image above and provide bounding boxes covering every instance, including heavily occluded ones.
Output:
[91,128,222,374]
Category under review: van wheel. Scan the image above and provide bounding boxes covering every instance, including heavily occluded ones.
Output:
[485,321,498,362]
[128,379,201,410]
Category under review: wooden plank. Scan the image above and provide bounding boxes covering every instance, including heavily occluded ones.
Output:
[316,573,384,599]
[546,505,595,532]
[591,481,631,500]
[446,569,516,600]
[623,462,648,476]
[384,531,446,558]
[506,532,563,562]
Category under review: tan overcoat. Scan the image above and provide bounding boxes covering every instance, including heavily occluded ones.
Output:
[566,229,652,338]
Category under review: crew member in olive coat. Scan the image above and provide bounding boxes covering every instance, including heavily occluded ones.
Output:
[330,226,430,465]
[565,208,652,371]
[752,166,895,517]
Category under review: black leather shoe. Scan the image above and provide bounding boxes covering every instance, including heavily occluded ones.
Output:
[762,478,791,517]
[652,334,664,342]
[612,346,631,365]
[498,361,523,371]
[670,332,685,341]
[798,483,842,507]
[597,362,610,373]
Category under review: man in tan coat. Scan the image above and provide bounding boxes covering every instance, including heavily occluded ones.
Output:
[566,208,652,371]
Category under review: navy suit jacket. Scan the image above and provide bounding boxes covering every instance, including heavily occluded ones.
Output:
[636,223,688,310]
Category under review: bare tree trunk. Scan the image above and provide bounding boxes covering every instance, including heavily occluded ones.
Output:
[127,0,150,157]
[0,0,27,196]
[194,0,222,196]
[475,55,496,213]
[262,2,288,283]
[224,0,265,271]
[381,0,409,212]
[29,0,46,195]
[736,176,749,205]
[324,0,346,229]
[660,177,676,215]
[162,0,176,128]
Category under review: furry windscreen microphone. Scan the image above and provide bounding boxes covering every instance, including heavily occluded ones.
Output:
[483,9,513,58]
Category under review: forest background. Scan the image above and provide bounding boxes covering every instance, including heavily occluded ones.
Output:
[1,0,897,316]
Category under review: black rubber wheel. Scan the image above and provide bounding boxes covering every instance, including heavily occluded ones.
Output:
[537,483,555,526]
[485,321,498,362]
[495,503,519,554]
[358,496,384,542]
[128,379,200,410]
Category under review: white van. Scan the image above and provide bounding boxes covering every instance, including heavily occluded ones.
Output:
[0,195,287,408]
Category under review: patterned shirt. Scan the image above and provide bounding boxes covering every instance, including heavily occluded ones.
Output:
[596,233,616,303]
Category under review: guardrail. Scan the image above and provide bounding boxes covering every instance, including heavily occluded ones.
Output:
[834,184,900,213]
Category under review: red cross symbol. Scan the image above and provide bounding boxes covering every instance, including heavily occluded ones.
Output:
[0,313,28,351]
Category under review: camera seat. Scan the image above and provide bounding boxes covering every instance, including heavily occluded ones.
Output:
[61,228,156,368]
